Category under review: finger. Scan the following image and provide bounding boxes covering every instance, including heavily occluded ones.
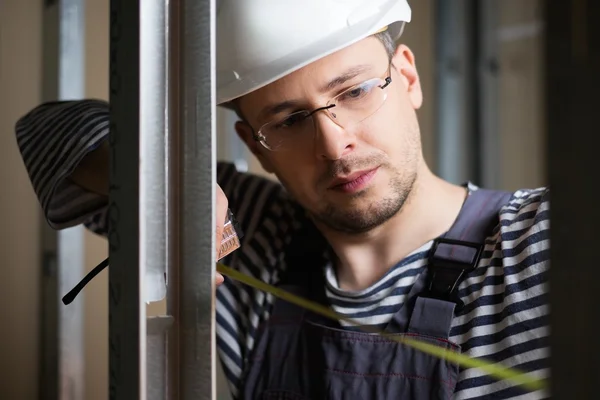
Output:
[215,185,229,258]
[216,272,224,286]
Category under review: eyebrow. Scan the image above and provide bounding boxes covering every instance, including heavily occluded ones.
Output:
[320,64,373,93]
[257,64,373,121]
[259,100,301,120]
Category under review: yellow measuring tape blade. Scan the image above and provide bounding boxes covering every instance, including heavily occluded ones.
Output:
[217,263,548,392]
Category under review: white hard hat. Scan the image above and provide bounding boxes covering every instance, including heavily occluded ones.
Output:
[216,0,412,105]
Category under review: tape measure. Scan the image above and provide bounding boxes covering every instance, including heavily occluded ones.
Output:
[219,211,548,392]
[63,208,548,392]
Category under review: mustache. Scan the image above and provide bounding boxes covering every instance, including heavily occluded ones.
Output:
[318,155,386,185]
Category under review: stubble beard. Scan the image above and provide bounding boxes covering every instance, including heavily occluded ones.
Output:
[310,168,417,235]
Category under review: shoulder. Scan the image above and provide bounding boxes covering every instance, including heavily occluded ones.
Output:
[492,186,550,272]
[499,186,549,234]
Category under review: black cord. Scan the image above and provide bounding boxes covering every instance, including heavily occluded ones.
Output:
[61,209,243,305]
[62,257,109,305]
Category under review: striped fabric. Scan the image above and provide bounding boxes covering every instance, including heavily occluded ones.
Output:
[15,100,550,399]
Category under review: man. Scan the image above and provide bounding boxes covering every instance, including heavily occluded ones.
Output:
[15,1,549,399]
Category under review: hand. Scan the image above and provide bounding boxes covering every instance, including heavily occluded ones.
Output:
[215,184,229,286]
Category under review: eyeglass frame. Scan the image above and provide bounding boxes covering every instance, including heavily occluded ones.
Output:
[251,62,394,152]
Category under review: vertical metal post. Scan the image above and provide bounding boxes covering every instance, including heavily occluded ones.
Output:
[108,0,145,399]
[434,0,479,184]
[109,0,216,399]
[165,1,182,398]
[40,1,86,399]
[57,1,87,394]
[547,0,600,398]
[477,0,501,189]
[140,1,170,400]
[140,1,168,305]
[167,0,217,398]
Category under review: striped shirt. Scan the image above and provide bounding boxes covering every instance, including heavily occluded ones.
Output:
[15,99,550,399]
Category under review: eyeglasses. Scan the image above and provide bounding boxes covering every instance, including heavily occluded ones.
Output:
[253,64,393,152]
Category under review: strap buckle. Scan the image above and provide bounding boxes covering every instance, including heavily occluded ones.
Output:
[420,238,485,310]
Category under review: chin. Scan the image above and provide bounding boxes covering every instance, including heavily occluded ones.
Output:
[313,191,406,234]
[328,179,388,204]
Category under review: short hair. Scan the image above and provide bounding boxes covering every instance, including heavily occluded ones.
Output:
[230,30,397,123]
[373,29,396,60]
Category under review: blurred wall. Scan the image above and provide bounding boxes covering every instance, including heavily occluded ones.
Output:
[0,0,43,398]
[497,0,546,190]
[401,0,437,171]
[82,1,110,399]
[0,1,111,399]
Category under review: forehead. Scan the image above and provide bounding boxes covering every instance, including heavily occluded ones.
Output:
[238,36,388,122]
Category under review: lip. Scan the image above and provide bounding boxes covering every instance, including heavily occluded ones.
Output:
[328,167,379,193]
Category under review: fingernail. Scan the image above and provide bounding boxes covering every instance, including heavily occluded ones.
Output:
[216,273,224,285]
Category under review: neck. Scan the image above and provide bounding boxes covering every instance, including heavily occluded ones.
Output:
[317,167,467,291]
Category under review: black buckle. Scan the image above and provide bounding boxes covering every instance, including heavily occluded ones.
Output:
[420,238,484,311]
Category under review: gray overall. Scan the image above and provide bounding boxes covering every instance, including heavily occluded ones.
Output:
[241,189,511,399]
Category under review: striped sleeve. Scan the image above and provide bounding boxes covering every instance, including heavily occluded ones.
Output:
[14,98,301,399]
[214,162,301,398]
[452,187,551,399]
[14,99,110,234]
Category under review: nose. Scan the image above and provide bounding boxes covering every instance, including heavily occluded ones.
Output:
[312,112,356,160]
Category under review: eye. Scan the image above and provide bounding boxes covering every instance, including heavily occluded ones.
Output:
[346,87,366,99]
[341,86,367,100]
[338,81,377,102]
[274,112,308,129]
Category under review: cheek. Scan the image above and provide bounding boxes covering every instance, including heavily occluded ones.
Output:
[355,116,399,153]
[269,153,318,194]
[358,104,418,157]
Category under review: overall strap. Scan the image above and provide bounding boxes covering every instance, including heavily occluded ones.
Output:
[271,211,330,322]
[406,188,512,338]
[425,188,512,302]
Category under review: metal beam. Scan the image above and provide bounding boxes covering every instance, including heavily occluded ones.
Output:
[434,0,479,184]
[477,0,501,189]
[169,0,217,398]
[39,1,86,399]
[547,0,600,397]
[109,0,217,398]
[140,1,169,399]
[108,0,145,398]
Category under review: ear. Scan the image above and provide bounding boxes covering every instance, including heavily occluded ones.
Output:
[391,44,423,109]
[234,121,276,174]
